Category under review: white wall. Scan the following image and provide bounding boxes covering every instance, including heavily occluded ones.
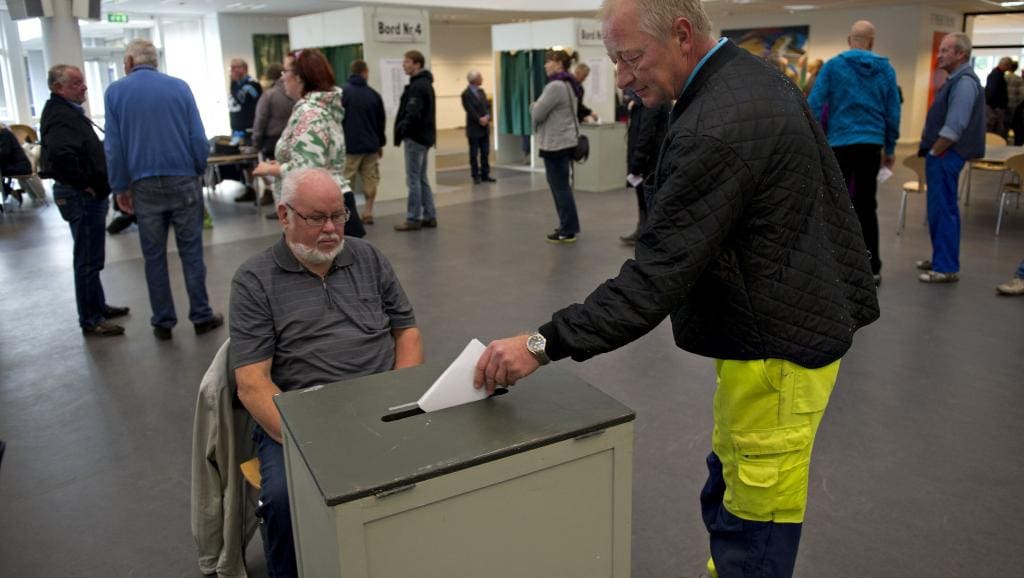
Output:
[714,4,961,144]
[431,24,492,131]
[213,14,290,137]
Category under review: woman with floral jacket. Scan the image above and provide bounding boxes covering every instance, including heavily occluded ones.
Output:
[254,48,364,237]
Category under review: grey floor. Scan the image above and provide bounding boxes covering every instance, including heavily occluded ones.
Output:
[1,146,1022,577]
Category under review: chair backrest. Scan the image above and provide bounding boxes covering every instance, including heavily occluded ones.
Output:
[1003,154,1024,182]
[985,132,1008,146]
[902,154,926,186]
[8,124,37,145]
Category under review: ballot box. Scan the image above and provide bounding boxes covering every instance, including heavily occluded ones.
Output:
[275,362,636,578]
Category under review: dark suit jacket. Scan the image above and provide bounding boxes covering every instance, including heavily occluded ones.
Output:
[461,85,490,139]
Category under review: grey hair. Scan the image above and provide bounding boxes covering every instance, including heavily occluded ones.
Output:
[47,64,80,90]
[466,70,481,83]
[125,39,159,67]
[946,32,972,59]
[600,0,713,41]
[279,167,342,208]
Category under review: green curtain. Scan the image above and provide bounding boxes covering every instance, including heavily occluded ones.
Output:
[499,50,554,136]
[530,49,547,102]
[318,44,364,85]
[252,34,290,81]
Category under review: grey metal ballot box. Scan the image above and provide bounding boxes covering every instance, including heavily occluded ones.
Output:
[274,362,636,578]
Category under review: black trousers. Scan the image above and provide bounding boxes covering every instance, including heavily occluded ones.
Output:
[833,144,882,274]
[468,135,490,180]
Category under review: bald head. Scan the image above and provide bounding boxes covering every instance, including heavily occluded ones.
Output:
[849,20,875,51]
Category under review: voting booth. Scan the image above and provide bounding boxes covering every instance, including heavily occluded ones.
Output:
[289,6,434,202]
[490,18,625,184]
[276,362,635,578]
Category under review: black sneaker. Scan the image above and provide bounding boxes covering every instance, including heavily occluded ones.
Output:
[546,232,577,244]
[421,218,438,228]
[82,321,125,337]
[107,214,135,235]
[194,313,225,335]
[104,305,130,319]
[234,187,257,202]
[153,326,173,340]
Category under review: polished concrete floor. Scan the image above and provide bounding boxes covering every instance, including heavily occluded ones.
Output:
[1,147,1022,577]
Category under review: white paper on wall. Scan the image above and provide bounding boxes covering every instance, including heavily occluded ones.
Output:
[379,58,410,117]
[582,57,611,105]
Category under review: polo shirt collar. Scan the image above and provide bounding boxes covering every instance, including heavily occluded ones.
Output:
[271,235,354,274]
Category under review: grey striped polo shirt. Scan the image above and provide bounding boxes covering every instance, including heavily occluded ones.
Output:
[229,236,416,392]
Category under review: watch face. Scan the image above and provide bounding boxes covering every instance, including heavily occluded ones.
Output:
[528,334,545,352]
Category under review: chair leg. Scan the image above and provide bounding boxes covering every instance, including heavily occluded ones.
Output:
[996,192,1007,235]
[897,191,908,235]
[964,166,972,206]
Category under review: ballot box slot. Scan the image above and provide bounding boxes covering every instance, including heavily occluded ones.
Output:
[380,388,509,423]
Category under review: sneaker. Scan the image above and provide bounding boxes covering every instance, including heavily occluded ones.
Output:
[915,259,932,271]
[103,305,130,319]
[996,277,1024,296]
[481,176,497,183]
[919,271,959,283]
[234,187,257,202]
[107,214,135,235]
[153,326,173,340]
[421,218,438,228]
[194,312,225,335]
[394,220,422,231]
[82,321,125,337]
[546,232,577,244]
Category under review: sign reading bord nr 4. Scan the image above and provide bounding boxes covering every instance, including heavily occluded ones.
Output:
[375,18,425,43]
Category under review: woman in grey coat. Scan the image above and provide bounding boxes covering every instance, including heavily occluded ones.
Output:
[532,50,581,243]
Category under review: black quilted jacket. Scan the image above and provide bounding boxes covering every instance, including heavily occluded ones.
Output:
[539,41,879,369]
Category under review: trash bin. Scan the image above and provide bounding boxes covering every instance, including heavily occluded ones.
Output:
[276,362,636,578]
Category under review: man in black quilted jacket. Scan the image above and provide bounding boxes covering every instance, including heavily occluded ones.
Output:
[475,0,879,576]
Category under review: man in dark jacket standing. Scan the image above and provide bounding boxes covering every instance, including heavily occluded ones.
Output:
[342,60,386,224]
[461,70,495,185]
[228,59,262,203]
[620,88,669,244]
[40,64,129,336]
[985,56,1011,137]
[393,50,437,231]
[475,1,879,576]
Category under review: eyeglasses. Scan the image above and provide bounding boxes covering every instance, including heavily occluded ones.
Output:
[285,203,349,227]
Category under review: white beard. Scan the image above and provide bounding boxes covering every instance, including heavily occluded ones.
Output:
[288,235,344,266]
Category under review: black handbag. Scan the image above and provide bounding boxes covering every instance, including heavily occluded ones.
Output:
[563,82,589,163]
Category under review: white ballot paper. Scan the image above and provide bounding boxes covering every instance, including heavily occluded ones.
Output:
[390,339,490,413]
[876,166,893,184]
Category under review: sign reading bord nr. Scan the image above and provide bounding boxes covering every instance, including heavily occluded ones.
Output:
[374,16,425,43]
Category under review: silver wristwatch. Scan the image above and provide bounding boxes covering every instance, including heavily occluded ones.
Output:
[526,332,550,365]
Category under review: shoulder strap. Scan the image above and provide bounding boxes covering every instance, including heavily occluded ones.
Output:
[562,81,580,137]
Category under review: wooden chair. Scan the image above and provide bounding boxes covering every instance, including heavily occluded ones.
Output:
[8,124,38,145]
[996,154,1024,235]
[898,155,927,235]
[240,457,261,489]
[962,132,1011,206]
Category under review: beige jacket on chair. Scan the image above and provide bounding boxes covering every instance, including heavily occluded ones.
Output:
[190,339,259,577]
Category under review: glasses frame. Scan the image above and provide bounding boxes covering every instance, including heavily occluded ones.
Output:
[284,203,349,228]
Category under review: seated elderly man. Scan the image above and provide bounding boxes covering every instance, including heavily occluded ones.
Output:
[230,166,423,577]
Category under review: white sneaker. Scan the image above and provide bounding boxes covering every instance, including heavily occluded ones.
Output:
[996,277,1024,296]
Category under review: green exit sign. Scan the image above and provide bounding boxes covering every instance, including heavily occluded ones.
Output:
[107,13,129,24]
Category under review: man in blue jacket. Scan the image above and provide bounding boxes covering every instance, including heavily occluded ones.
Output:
[105,39,223,340]
[341,59,386,224]
[809,20,900,286]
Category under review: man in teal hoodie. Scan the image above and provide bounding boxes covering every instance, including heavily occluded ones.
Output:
[809,20,900,286]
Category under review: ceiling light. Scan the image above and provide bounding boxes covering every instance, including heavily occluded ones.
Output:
[784,4,817,10]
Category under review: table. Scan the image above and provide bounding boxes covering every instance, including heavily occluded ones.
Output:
[205,153,259,199]
[963,145,1023,206]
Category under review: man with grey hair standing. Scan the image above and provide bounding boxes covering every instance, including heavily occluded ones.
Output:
[474,0,879,576]
[461,70,495,185]
[40,64,129,336]
[230,167,423,577]
[809,20,900,286]
[917,32,985,283]
[105,38,223,340]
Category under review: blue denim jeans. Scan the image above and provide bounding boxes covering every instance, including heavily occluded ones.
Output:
[403,138,436,222]
[131,176,213,328]
[254,427,297,578]
[1016,259,1024,279]
[925,151,965,274]
[543,155,580,235]
[53,185,110,328]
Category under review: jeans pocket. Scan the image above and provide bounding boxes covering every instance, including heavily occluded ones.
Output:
[54,191,83,223]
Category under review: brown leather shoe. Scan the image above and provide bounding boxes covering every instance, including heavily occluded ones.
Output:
[394,220,422,231]
[82,321,125,337]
